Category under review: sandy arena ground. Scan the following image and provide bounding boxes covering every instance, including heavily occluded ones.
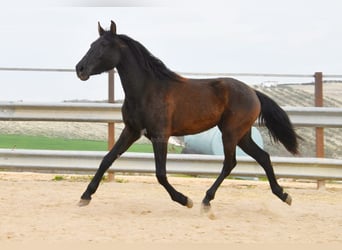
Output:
[0,172,341,244]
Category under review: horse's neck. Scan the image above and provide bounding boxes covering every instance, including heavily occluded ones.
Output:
[116,50,148,101]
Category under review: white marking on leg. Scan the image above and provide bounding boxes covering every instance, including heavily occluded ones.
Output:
[141,128,147,136]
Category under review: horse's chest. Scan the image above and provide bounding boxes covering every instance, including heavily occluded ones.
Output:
[122,99,168,131]
[122,104,144,128]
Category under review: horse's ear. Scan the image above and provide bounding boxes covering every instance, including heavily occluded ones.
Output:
[110,20,117,35]
[98,22,105,36]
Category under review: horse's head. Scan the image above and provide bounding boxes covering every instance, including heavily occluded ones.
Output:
[76,20,122,81]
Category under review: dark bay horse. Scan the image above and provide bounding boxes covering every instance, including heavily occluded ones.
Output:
[76,21,300,213]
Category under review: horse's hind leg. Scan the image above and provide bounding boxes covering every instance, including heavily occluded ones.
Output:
[79,126,141,206]
[238,131,292,205]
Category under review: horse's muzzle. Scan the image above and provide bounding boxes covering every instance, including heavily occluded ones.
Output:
[75,63,90,81]
[77,72,90,81]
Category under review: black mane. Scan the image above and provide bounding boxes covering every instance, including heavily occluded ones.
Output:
[118,34,183,82]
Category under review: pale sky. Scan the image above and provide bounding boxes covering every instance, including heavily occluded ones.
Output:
[0,0,341,101]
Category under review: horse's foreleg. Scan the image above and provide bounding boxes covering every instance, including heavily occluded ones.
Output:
[202,131,237,218]
[78,127,141,206]
[152,138,193,208]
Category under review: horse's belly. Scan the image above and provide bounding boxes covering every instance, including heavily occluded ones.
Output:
[171,111,221,136]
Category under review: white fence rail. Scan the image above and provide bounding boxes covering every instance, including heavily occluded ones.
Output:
[1,149,342,180]
[0,102,342,180]
[1,102,342,127]
[0,102,122,122]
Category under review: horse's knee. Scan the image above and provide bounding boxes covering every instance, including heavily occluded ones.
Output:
[100,154,117,170]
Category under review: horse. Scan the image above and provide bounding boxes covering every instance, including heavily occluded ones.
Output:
[76,20,300,214]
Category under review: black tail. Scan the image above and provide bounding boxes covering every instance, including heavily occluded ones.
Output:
[255,90,300,155]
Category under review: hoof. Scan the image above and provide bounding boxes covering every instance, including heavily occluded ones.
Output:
[78,199,91,207]
[201,203,216,220]
[186,198,194,208]
[201,203,211,213]
[285,194,292,206]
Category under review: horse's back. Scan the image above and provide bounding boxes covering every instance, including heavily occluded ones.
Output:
[176,77,259,113]
[168,77,260,136]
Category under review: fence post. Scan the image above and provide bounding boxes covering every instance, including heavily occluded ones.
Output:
[107,69,115,181]
[314,72,325,189]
